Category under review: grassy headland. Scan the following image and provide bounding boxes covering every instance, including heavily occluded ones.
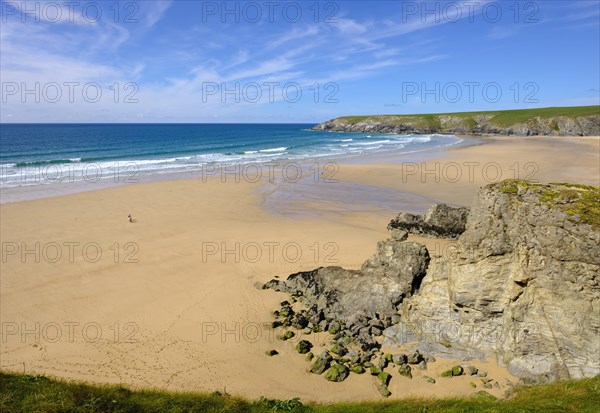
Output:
[313,106,600,136]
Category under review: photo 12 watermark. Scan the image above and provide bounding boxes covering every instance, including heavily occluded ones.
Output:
[1,321,140,344]
[199,1,340,24]
[400,1,540,24]
[399,161,540,184]
[1,161,140,186]
[401,82,539,105]
[1,82,139,104]
[1,241,140,264]
[1,1,140,24]
[201,241,339,264]
[201,81,339,104]
[198,161,339,184]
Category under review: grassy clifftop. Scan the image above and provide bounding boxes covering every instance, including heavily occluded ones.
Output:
[1,372,599,412]
[313,106,600,136]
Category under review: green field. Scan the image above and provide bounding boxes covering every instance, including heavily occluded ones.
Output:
[336,106,600,128]
[1,372,599,413]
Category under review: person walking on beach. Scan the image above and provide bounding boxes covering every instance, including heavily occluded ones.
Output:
[128,214,133,223]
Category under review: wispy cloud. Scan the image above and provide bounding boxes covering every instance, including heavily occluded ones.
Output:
[145,0,173,28]
[488,26,517,40]
[2,0,597,122]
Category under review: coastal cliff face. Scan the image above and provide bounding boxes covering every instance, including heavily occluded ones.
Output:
[264,181,600,383]
[400,181,600,382]
[313,109,600,136]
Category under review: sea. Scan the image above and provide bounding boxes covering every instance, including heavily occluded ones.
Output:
[0,124,463,204]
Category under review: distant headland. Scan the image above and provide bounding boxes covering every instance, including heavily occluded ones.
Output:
[313,106,600,136]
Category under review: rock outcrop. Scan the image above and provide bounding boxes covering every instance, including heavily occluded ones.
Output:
[312,108,600,136]
[264,180,600,383]
[388,204,469,239]
[264,234,430,351]
[400,181,600,382]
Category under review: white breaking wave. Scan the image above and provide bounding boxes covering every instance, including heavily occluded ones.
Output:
[259,147,288,153]
[2,134,462,189]
[353,140,391,145]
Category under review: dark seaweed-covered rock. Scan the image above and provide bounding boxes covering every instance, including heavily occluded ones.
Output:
[296,340,313,354]
[280,331,295,341]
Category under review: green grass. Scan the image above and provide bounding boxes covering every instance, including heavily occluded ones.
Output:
[335,105,600,128]
[496,180,600,228]
[1,372,599,413]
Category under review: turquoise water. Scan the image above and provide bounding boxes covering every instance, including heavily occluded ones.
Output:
[0,123,462,188]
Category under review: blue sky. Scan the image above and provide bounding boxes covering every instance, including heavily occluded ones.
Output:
[1,0,599,123]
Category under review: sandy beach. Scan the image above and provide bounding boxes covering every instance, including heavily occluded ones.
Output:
[1,135,598,402]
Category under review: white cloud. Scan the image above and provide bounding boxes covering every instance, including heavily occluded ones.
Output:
[0,0,483,122]
[335,18,368,34]
[145,0,174,28]
[488,26,517,40]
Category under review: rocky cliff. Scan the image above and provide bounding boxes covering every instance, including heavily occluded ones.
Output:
[312,107,600,136]
[401,181,600,382]
[264,181,600,384]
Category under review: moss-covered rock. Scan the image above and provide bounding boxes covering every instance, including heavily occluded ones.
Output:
[423,376,436,383]
[279,307,294,318]
[377,383,391,398]
[378,372,391,386]
[330,343,347,356]
[295,340,313,354]
[350,365,365,374]
[398,364,412,379]
[392,354,407,365]
[328,321,341,334]
[451,366,464,376]
[324,364,350,382]
[310,354,332,375]
[280,331,295,341]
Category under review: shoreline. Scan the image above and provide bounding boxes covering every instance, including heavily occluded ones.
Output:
[3,134,597,206]
[0,133,473,205]
[1,135,598,401]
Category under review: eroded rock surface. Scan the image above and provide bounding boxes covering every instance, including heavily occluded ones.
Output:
[264,180,600,383]
[388,203,469,239]
[264,235,430,351]
[401,181,600,382]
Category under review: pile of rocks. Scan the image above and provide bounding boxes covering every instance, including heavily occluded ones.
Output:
[265,297,504,397]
